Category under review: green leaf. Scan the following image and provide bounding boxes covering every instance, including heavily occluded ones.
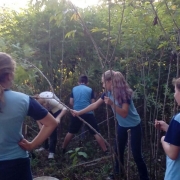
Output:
[75,147,81,152]
[91,27,107,33]
[70,153,76,159]
[66,150,74,154]
[78,152,88,158]
[65,30,76,39]
[72,156,78,166]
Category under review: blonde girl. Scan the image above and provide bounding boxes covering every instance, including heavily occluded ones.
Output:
[72,70,149,180]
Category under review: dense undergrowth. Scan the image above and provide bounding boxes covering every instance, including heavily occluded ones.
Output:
[26,115,166,180]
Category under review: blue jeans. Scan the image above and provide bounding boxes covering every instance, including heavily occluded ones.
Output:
[115,123,149,180]
[43,127,58,153]
[43,110,61,153]
[0,158,32,180]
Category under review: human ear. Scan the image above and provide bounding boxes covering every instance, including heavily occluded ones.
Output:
[7,73,14,81]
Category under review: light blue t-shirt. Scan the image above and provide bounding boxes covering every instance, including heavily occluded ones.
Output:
[71,84,94,114]
[0,90,48,161]
[164,113,180,180]
[101,92,140,127]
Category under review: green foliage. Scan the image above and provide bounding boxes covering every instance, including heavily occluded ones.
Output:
[65,30,76,38]
[66,147,88,166]
[0,38,8,51]
[31,157,40,168]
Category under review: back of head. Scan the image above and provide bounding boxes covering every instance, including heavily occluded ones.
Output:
[102,70,116,82]
[0,52,16,112]
[102,70,127,87]
[102,70,133,104]
[78,75,88,84]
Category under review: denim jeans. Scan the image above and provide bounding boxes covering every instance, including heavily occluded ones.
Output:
[43,127,58,153]
[0,158,32,180]
[43,110,61,153]
[114,123,149,180]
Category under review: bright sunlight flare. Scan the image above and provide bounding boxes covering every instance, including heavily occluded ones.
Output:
[0,0,100,10]
[0,0,28,10]
[70,0,100,8]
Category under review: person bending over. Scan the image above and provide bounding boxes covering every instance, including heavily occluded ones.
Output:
[35,91,67,159]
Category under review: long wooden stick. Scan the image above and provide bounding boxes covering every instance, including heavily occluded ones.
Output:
[127,129,131,180]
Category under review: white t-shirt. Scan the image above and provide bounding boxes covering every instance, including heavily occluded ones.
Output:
[39,91,67,113]
[39,91,59,101]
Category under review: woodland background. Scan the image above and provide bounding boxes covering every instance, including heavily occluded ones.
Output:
[1,0,180,179]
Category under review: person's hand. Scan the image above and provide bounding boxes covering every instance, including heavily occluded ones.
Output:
[70,109,79,116]
[18,139,33,151]
[104,96,113,106]
[155,120,168,132]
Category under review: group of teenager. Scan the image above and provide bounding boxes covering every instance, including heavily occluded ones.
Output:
[0,52,179,180]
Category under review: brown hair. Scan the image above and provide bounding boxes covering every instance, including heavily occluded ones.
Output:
[172,78,180,91]
[102,70,133,105]
[0,52,16,112]
[78,75,88,84]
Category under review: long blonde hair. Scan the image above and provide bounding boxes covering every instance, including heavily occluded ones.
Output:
[0,52,16,112]
[102,70,133,105]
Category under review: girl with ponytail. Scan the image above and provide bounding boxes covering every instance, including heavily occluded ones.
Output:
[72,70,149,180]
[0,53,16,112]
[0,52,58,180]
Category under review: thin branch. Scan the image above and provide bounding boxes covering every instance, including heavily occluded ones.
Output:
[109,0,126,63]
[106,0,111,61]
[127,129,131,180]
[164,0,180,31]
[68,1,106,69]
[150,1,177,53]
[162,61,171,120]
[72,116,114,140]
[67,155,112,169]
[153,49,164,121]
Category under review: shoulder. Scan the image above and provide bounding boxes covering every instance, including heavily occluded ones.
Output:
[84,85,92,91]
[168,114,180,131]
[168,114,180,132]
[127,98,133,105]
[73,85,91,90]
[5,90,29,101]
[165,114,180,146]
[6,90,28,96]
[28,97,48,120]
[174,113,180,123]
[72,86,79,90]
